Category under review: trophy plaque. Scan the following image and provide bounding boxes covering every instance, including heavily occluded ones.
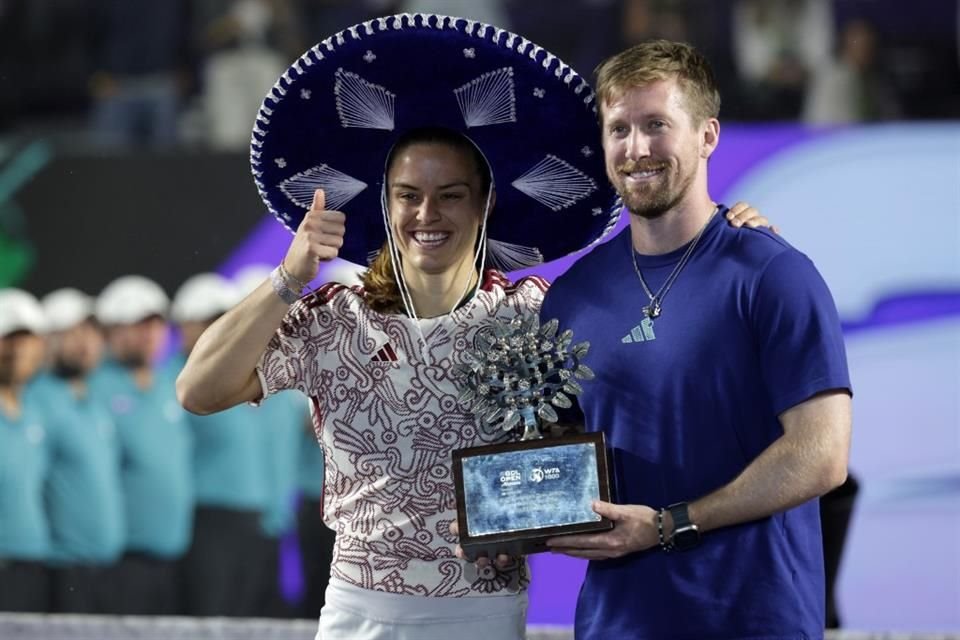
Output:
[451,316,613,561]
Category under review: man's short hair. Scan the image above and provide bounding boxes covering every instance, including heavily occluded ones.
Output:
[594,40,721,125]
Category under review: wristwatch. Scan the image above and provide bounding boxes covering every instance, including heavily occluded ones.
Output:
[666,502,700,551]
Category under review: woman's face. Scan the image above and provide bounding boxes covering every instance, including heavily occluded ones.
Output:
[386,142,487,277]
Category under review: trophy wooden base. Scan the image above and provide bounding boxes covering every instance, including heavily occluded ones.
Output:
[452,431,613,562]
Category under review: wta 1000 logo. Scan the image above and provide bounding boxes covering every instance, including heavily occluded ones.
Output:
[499,467,561,487]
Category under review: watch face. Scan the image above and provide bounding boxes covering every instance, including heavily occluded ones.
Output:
[672,526,700,551]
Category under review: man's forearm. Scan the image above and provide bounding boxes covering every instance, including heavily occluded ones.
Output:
[687,391,851,535]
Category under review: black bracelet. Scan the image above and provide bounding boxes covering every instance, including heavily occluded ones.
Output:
[657,507,671,552]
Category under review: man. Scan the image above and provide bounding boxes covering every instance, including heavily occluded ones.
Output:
[0,289,50,612]
[89,275,193,615]
[168,272,270,616]
[33,288,124,613]
[541,40,852,639]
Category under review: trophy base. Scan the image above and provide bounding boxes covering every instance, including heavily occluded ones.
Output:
[452,431,613,561]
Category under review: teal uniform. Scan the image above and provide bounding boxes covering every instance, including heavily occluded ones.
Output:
[297,422,324,501]
[259,390,308,538]
[88,361,193,558]
[0,396,50,560]
[165,355,269,511]
[28,374,125,565]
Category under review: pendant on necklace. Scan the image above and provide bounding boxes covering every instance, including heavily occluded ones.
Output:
[643,302,661,319]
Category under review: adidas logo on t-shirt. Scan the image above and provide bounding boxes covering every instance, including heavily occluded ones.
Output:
[371,343,399,363]
[622,318,656,344]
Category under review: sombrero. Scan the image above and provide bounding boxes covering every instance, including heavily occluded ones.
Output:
[250,13,618,271]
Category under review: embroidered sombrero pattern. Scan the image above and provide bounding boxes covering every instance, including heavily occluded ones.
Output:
[250,13,619,271]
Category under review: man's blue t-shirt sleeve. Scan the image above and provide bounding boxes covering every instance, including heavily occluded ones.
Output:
[751,248,852,416]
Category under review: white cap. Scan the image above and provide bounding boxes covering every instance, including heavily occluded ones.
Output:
[171,273,240,323]
[41,288,94,332]
[0,288,47,336]
[232,263,274,297]
[96,275,169,326]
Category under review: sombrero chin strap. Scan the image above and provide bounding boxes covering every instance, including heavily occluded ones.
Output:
[380,184,493,365]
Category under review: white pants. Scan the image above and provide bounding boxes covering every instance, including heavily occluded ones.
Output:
[316,577,528,640]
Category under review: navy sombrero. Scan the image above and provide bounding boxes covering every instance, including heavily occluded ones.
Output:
[250,13,618,271]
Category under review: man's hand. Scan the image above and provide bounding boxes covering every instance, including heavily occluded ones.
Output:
[449,520,514,569]
[726,201,780,234]
[282,189,347,285]
[546,501,660,560]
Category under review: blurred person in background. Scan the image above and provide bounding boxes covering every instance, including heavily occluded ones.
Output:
[88,0,191,149]
[89,275,193,615]
[299,0,386,41]
[193,0,304,150]
[731,0,833,120]
[28,288,123,614]
[397,0,510,28]
[234,264,312,618]
[621,0,691,44]
[803,18,900,124]
[506,0,619,79]
[0,289,50,612]
[168,273,270,616]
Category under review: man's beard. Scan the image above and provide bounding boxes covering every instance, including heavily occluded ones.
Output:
[53,358,86,380]
[116,352,150,369]
[614,160,692,220]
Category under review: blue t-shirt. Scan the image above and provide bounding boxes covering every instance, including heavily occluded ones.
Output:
[258,389,308,538]
[88,361,193,558]
[541,211,851,640]
[0,395,50,559]
[165,355,270,512]
[29,374,125,565]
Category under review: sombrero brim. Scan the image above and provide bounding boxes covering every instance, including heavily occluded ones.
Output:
[251,13,618,269]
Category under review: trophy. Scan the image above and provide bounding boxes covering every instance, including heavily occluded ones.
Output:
[451,315,613,561]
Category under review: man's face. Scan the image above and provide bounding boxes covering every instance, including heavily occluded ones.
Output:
[51,320,104,377]
[0,331,45,386]
[106,316,167,369]
[600,77,716,219]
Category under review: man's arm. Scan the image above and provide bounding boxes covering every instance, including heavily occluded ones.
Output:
[685,389,851,535]
[176,189,345,415]
[546,390,851,559]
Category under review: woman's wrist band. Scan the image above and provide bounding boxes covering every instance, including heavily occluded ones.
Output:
[278,262,308,292]
[270,265,302,305]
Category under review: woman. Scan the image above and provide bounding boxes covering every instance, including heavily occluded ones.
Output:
[176,14,769,640]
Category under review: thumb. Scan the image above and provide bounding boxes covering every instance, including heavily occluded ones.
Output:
[311,188,326,212]
[591,500,623,521]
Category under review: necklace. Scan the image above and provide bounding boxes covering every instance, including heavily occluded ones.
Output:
[630,206,718,320]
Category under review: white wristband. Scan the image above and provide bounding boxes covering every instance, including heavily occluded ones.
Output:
[270,266,301,305]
